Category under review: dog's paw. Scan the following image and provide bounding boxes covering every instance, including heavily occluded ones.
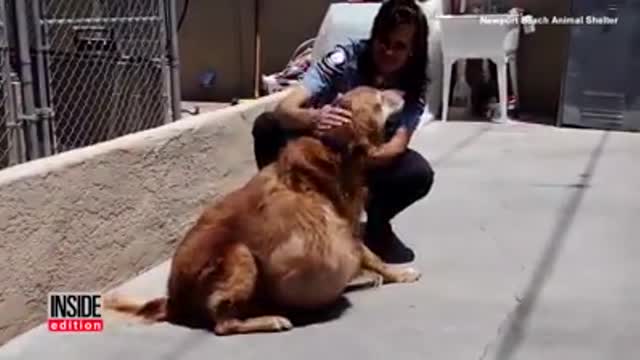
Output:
[101,292,120,307]
[371,273,385,287]
[269,316,293,331]
[347,271,384,291]
[393,266,421,283]
[214,316,293,335]
[360,272,384,288]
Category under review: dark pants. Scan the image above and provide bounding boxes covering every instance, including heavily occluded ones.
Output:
[449,59,513,117]
[251,112,435,234]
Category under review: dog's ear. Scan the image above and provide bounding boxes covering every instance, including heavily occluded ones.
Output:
[329,123,355,147]
[380,89,405,110]
[333,92,352,110]
[381,89,405,100]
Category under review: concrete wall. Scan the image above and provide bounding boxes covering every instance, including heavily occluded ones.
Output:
[177,0,257,101]
[0,91,288,345]
[177,0,340,102]
[175,0,571,117]
[258,0,339,76]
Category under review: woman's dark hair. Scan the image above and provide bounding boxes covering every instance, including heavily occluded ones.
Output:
[358,0,429,103]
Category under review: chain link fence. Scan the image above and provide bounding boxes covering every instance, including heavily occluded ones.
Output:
[0,0,181,171]
[0,0,21,169]
[0,1,8,168]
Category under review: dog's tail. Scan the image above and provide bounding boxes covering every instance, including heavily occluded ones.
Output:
[103,294,168,323]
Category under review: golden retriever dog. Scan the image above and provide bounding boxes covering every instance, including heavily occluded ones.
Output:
[104,86,421,335]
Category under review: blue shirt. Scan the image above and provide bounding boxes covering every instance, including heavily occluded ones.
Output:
[301,39,424,140]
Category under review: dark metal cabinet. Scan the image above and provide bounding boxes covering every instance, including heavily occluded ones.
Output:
[558,0,640,131]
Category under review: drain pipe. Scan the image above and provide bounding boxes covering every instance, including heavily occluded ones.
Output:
[30,0,54,156]
[166,0,182,121]
[14,0,40,159]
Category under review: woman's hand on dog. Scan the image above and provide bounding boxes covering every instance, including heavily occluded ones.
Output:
[312,105,352,137]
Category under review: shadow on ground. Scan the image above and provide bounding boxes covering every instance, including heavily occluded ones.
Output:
[491,131,610,360]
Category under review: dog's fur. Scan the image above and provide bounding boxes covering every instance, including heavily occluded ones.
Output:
[104,86,421,335]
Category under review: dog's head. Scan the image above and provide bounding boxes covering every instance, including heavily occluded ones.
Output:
[277,86,405,205]
[323,86,405,155]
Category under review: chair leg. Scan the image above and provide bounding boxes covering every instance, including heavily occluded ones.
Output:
[509,56,519,101]
[426,35,443,120]
[442,57,454,123]
[496,58,509,123]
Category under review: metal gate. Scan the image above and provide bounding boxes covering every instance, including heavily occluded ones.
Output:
[558,0,640,132]
[0,0,26,169]
[0,0,181,170]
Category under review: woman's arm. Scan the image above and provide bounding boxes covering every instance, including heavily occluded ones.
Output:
[367,96,424,167]
[274,43,354,132]
[367,128,410,167]
[273,86,319,131]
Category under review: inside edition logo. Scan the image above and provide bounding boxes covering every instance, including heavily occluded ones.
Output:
[48,292,103,332]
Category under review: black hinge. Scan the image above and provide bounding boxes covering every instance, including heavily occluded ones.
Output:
[36,107,54,120]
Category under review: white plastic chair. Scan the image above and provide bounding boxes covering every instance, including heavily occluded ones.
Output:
[310,3,380,62]
[437,14,520,123]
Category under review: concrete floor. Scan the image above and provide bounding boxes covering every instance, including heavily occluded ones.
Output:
[1,119,638,360]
